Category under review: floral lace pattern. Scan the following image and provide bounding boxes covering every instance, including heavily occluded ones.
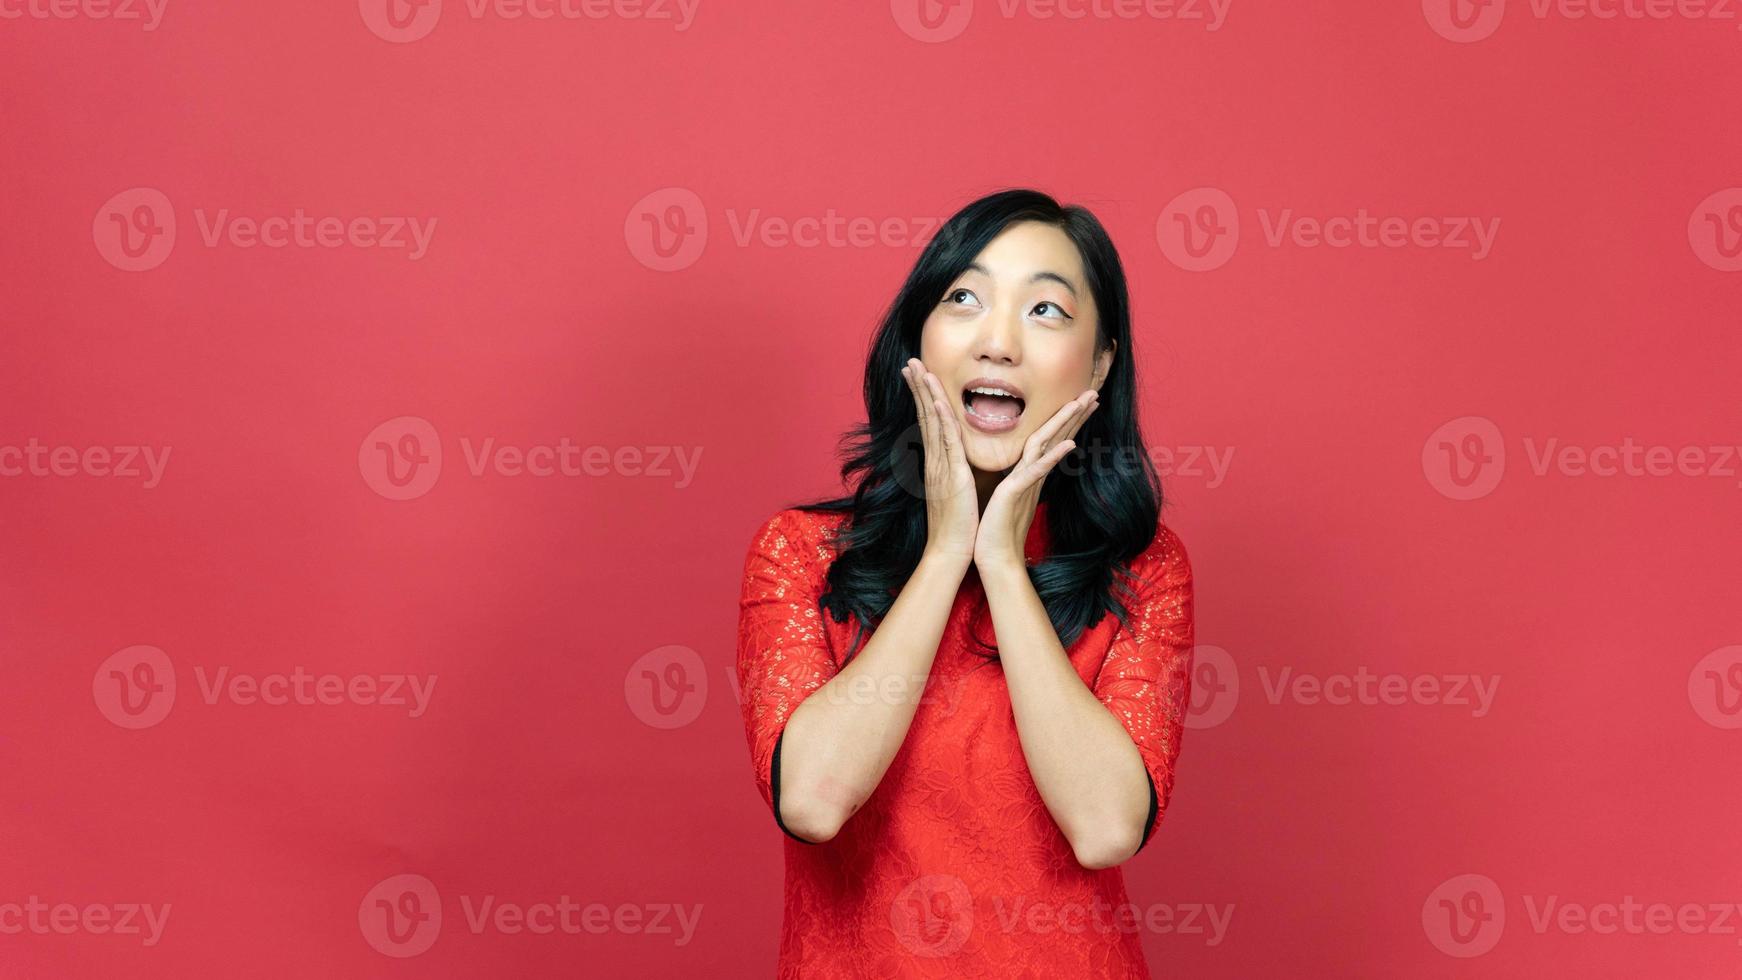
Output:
[735,502,1195,978]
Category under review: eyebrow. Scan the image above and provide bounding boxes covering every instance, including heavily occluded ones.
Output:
[962,262,1080,299]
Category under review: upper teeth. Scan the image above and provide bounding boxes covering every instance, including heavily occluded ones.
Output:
[968,386,1017,398]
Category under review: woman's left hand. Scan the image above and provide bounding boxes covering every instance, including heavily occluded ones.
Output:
[973,388,1099,575]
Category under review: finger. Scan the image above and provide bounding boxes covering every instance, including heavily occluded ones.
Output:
[1051,390,1100,451]
[922,369,972,494]
[930,382,975,492]
[922,371,957,445]
[924,368,958,433]
[1007,438,1077,494]
[902,359,929,428]
[931,398,972,497]
[1061,394,1099,445]
[902,360,939,454]
[1023,397,1088,465]
[900,363,943,500]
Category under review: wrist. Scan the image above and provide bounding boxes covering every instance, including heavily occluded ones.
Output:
[919,549,974,579]
[974,555,1030,584]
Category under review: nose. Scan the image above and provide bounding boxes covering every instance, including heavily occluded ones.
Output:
[972,303,1022,367]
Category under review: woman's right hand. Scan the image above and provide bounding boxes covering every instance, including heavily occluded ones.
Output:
[901,357,979,565]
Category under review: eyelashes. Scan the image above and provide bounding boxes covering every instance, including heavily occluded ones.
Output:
[941,288,1073,320]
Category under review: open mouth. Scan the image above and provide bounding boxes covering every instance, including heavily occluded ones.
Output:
[961,382,1026,423]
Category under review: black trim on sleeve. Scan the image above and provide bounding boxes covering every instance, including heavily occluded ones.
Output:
[771,727,822,845]
[1133,772,1160,854]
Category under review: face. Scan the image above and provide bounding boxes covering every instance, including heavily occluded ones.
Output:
[919,220,1116,477]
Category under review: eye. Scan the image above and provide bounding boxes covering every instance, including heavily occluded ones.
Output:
[1033,301,1072,321]
[943,287,980,307]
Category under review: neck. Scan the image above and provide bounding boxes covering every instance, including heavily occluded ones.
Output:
[972,467,1006,513]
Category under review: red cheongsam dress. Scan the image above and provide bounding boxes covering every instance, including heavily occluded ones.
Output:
[735,499,1195,978]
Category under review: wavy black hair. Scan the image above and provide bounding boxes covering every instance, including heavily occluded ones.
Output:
[786,188,1166,662]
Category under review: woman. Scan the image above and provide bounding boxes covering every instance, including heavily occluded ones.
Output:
[735,188,1195,978]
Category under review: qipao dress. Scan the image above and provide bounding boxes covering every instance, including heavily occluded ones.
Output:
[735,500,1195,978]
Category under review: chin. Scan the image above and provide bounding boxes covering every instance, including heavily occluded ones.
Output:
[962,431,1026,473]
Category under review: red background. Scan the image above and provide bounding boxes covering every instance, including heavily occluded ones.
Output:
[3,1,1740,976]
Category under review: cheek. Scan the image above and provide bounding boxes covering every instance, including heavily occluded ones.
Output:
[1021,350,1097,424]
[917,317,964,365]
[1053,344,1098,382]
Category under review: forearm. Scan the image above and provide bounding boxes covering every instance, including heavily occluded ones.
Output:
[777,551,970,840]
[980,561,1149,869]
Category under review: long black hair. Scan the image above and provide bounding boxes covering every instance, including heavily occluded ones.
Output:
[787,188,1165,662]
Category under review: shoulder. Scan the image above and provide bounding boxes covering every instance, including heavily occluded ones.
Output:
[745,507,849,570]
[1133,519,1192,592]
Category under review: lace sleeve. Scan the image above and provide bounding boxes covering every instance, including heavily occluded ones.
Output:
[1092,523,1195,854]
[735,510,841,843]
